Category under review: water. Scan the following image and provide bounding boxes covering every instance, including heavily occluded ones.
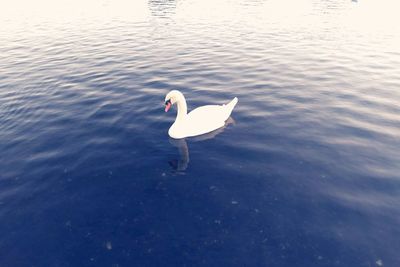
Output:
[1,0,400,266]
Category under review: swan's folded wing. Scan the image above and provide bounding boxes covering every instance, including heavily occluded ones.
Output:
[184,105,227,136]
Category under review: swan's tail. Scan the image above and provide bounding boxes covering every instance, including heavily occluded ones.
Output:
[227,97,238,110]
[225,97,238,116]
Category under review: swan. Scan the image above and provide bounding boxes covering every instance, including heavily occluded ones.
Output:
[164,90,238,139]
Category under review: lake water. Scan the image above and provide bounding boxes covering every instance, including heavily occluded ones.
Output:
[1,0,400,266]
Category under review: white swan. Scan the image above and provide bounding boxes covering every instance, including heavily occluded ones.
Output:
[164,90,238,139]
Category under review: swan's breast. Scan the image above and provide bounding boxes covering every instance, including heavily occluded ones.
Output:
[168,123,184,139]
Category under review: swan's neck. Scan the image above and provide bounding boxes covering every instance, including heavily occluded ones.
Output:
[175,95,187,121]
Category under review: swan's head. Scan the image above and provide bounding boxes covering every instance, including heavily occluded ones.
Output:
[164,90,184,112]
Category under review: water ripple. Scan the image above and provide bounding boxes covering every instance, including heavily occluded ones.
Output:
[1,0,400,266]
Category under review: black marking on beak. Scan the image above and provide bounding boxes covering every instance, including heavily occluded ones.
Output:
[165,99,171,105]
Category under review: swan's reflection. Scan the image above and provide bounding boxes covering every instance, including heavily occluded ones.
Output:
[168,117,235,172]
[168,138,189,172]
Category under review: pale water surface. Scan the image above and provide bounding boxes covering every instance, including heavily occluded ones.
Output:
[1,0,400,266]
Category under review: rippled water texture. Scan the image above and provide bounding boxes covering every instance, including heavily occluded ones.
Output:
[1,0,400,266]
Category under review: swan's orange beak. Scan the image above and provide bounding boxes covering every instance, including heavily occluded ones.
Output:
[165,99,172,112]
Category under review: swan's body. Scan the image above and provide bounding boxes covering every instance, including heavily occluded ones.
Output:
[164,90,238,139]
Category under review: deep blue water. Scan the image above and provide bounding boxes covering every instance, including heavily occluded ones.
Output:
[1,0,400,266]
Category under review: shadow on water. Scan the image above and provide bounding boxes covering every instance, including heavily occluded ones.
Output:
[168,117,235,173]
